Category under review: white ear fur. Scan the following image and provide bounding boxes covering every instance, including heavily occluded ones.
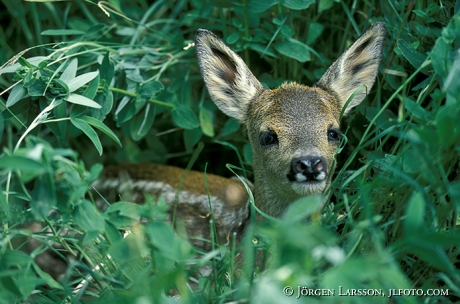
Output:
[317,22,386,115]
[195,29,263,122]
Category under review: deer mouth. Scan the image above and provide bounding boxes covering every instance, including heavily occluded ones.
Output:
[290,178,327,196]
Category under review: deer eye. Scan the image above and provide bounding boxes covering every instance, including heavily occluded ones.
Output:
[259,130,278,147]
[327,129,341,142]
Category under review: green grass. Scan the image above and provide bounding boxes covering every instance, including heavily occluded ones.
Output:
[1,0,460,303]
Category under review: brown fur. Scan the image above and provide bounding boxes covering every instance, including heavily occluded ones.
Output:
[94,164,250,249]
[195,23,386,218]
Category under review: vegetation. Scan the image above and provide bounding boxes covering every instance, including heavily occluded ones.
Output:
[0,0,459,303]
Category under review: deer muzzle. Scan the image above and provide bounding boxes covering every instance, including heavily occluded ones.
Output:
[287,156,328,183]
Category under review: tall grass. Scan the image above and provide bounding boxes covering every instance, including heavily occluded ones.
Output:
[0,0,459,303]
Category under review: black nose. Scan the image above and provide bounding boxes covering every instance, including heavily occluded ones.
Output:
[288,156,327,182]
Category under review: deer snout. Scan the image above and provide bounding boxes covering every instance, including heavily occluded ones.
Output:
[288,156,328,182]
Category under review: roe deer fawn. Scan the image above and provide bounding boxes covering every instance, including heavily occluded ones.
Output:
[94,23,386,249]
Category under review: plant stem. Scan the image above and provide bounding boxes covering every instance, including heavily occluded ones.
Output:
[108,87,175,108]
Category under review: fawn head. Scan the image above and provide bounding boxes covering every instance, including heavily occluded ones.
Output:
[195,23,386,217]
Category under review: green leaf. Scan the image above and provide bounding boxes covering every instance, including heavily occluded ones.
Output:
[227,32,240,44]
[108,234,147,281]
[248,43,278,58]
[104,220,122,245]
[28,79,47,97]
[59,58,78,83]
[3,249,33,265]
[146,221,177,254]
[397,39,428,74]
[184,127,202,151]
[429,34,451,79]
[23,69,35,88]
[139,81,164,99]
[91,91,113,120]
[0,56,48,74]
[365,107,397,130]
[73,200,105,232]
[105,205,140,223]
[86,24,106,36]
[404,191,425,234]
[41,29,85,36]
[0,112,3,149]
[307,22,324,45]
[219,117,240,137]
[280,24,294,37]
[318,0,334,12]
[274,39,311,62]
[86,163,104,184]
[126,73,144,83]
[172,104,199,129]
[129,103,156,141]
[0,189,10,220]
[83,74,100,100]
[115,97,138,125]
[70,117,103,155]
[66,93,102,109]
[19,57,36,68]
[6,84,27,107]
[247,0,277,13]
[404,98,429,120]
[407,242,456,274]
[281,0,315,10]
[67,71,99,92]
[78,115,122,147]
[105,202,142,229]
[402,147,423,174]
[52,78,70,94]
[0,155,47,174]
[199,106,215,137]
[31,174,56,219]
[436,104,460,146]
[248,0,314,12]
[282,195,322,222]
[100,52,114,87]
[32,263,64,290]
[115,96,131,117]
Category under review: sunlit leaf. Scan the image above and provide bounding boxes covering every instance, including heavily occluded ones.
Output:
[0,56,47,74]
[274,39,311,62]
[199,106,214,137]
[6,84,28,107]
[67,71,99,92]
[41,29,85,36]
[66,93,102,108]
[129,103,156,141]
[172,104,199,129]
[184,127,202,151]
[74,200,105,232]
[78,115,122,147]
[70,117,103,155]
[59,58,78,83]
[0,156,47,174]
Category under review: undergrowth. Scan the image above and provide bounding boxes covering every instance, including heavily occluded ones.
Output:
[0,0,459,303]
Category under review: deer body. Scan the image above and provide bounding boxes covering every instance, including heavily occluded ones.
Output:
[93,163,250,248]
[93,23,386,246]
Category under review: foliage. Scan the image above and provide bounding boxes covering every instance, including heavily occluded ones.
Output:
[0,0,459,303]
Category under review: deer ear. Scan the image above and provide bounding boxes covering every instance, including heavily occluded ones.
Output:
[195,29,263,122]
[317,23,386,115]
